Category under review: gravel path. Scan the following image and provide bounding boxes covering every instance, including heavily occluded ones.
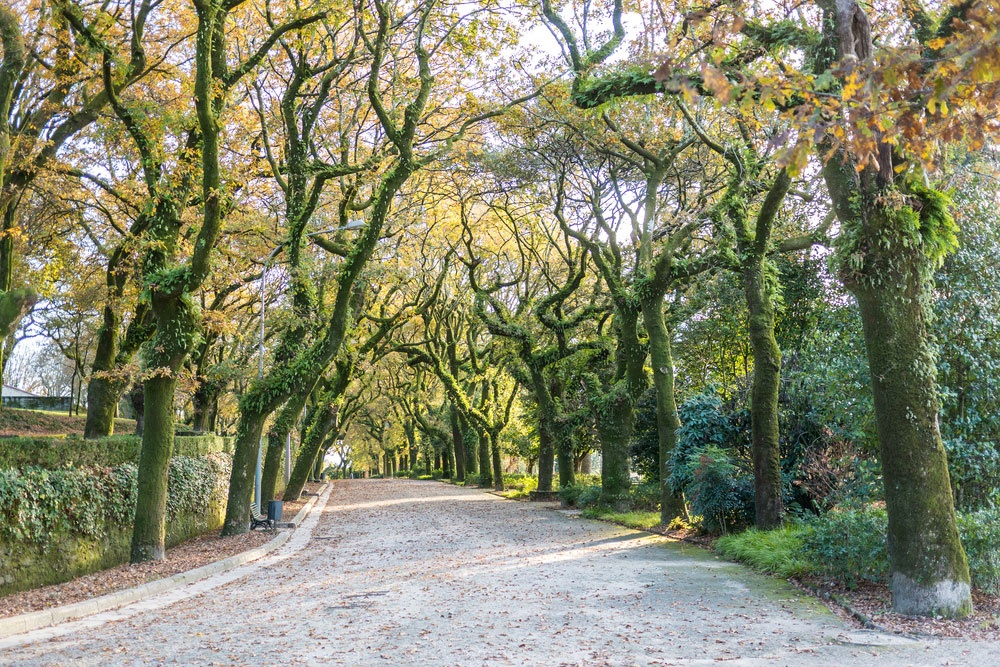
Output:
[2,479,998,666]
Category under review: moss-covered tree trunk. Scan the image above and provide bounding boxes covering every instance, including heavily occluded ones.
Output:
[130,373,176,562]
[834,191,971,617]
[449,403,466,481]
[640,297,686,523]
[85,302,127,438]
[854,277,969,614]
[743,260,783,529]
[461,414,478,475]
[530,374,557,492]
[736,170,790,530]
[814,0,971,617]
[598,305,646,507]
[404,419,418,473]
[285,389,342,501]
[596,393,632,506]
[489,429,503,491]
[477,430,491,487]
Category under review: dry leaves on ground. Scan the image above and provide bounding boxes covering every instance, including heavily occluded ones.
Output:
[0,482,323,619]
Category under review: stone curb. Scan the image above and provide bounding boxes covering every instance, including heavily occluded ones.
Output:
[0,484,327,640]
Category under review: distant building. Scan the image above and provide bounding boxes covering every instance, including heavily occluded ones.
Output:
[2,385,71,411]
[1,384,41,398]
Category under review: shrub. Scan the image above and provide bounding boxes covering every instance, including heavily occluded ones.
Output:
[0,433,231,470]
[581,508,660,531]
[795,434,882,510]
[0,453,230,544]
[680,445,753,534]
[558,483,583,507]
[802,505,888,588]
[945,438,1000,511]
[957,507,1000,595]
[629,482,660,511]
[576,485,603,509]
[716,525,813,578]
[668,392,739,494]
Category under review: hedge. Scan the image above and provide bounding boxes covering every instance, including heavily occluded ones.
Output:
[0,433,233,470]
[0,453,231,595]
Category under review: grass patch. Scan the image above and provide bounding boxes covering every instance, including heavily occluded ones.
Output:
[715,524,814,579]
[581,508,662,531]
[0,407,136,438]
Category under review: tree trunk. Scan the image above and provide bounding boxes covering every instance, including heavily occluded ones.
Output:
[596,394,632,507]
[813,0,971,618]
[537,411,557,492]
[84,376,125,439]
[130,384,145,436]
[191,380,220,433]
[260,433,284,506]
[641,297,687,523]
[490,431,503,491]
[130,374,175,562]
[283,405,337,502]
[222,412,267,533]
[449,404,466,481]
[744,260,784,529]
[477,431,491,487]
[847,215,971,617]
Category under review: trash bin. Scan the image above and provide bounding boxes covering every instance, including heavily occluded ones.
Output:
[267,500,283,523]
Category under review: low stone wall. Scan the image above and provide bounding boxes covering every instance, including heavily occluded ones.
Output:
[0,454,230,596]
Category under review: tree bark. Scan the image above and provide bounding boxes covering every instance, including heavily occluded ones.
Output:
[477,430,491,487]
[815,0,972,617]
[449,403,466,481]
[839,199,971,617]
[129,374,175,562]
[640,297,687,523]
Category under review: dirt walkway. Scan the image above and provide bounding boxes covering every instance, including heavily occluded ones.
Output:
[2,480,997,666]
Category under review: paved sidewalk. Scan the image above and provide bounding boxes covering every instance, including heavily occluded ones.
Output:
[2,479,998,666]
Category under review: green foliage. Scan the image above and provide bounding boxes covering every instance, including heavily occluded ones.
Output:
[715,525,813,578]
[667,391,741,494]
[0,434,232,469]
[956,507,1000,595]
[0,453,230,544]
[678,445,754,534]
[943,438,1000,511]
[801,505,889,588]
[498,473,538,498]
[797,504,1000,594]
[558,483,603,509]
[580,508,661,531]
[629,482,660,511]
[628,389,659,482]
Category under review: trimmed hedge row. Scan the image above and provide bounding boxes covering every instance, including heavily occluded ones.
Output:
[0,453,231,595]
[0,433,233,470]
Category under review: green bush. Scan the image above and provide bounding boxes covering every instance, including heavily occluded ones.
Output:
[581,508,661,531]
[679,445,753,534]
[0,433,231,470]
[957,507,1000,595]
[802,505,888,588]
[630,482,660,511]
[716,525,813,578]
[945,438,1000,510]
[577,485,603,508]
[499,474,537,498]
[0,453,230,544]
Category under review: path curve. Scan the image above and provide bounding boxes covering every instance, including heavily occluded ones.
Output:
[2,479,997,666]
